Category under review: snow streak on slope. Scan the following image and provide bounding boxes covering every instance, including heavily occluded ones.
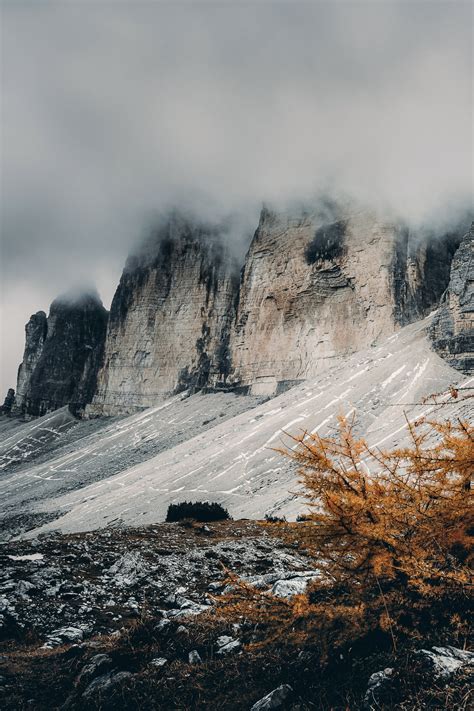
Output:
[0,408,81,469]
[0,392,263,539]
[1,317,471,538]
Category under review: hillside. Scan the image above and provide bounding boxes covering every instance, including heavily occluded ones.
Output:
[1,315,470,541]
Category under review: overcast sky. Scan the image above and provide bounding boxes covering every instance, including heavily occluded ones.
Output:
[0,0,472,395]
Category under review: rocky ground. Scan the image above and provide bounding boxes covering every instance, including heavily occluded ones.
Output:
[0,520,315,646]
[0,520,315,709]
[1,520,472,710]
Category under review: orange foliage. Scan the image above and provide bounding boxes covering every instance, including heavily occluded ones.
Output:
[280,414,473,594]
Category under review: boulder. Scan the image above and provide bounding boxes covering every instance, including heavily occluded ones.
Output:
[82,671,132,699]
[43,626,85,648]
[418,645,474,678]
[215,635,241,656]
[363,667,394,709]
[188,650,202,664]
[250,683,293,710]
[271,577,315,598]
[149,657,168,668]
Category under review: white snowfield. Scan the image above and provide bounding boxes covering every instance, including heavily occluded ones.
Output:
[1,316,471,538]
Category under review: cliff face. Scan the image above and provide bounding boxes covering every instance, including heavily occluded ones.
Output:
[16,206,465,418]
[14,291,108,417]
[88,214,239,415]
[430,224,474,373]
[15,311,48,410]
[229,208,459,394]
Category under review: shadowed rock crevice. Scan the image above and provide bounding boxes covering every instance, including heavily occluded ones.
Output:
[390,227,462,327]
[305,219,347,263]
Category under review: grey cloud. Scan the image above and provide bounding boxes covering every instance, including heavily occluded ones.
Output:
[0,0,472,393]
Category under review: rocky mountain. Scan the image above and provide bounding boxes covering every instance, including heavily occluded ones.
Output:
[430,222,474,373]
[229,207,459,395]
[0,388,15,415]
[13,290,108,418]
[88,205,465,411]
[14,310,48,413]
[2,314,471,539]
[11,206,470,418]
[2,211,472,711]
[88,213,240,415]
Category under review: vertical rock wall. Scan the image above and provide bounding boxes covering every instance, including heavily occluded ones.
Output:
[14,291,108,417]
[229,208,459,394]
[15,311,48,410]
[430,224,474,373]
[14,206,465,418]
[88,214,239,415]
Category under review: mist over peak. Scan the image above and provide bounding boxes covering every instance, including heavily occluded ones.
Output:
[1,0,472,393]
[51,285,105,309]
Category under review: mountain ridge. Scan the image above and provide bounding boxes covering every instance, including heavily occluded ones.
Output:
[10,207,470,419]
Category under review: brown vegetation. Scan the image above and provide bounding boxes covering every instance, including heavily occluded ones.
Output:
[281,413,473,594]
[1,415,472,709]
[211,413,473,704]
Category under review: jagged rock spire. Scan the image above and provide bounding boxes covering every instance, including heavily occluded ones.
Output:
[430,223,474,373]
[14,289,108,417]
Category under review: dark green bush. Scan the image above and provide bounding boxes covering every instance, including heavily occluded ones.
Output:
[165,501,231,522]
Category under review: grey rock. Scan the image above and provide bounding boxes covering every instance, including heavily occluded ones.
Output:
[77,654,112,685]
[430,224,474,373]
[418,645,474,678]
[155,619,172,632]
[82,671,132,699]
[149,657,168,668]
[170,601,209,618]
[216,636,241,656]
[363,667,394,709]
[43,626,85,648]
[14,290,108,418]
[271,578,313,598]
[250,683,293,710]
[188,650,202,664]
[15,580,36,598]
[216,635,234,647]
[107,552,146,587]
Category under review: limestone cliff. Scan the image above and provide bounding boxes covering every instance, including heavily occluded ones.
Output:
[430,224,474,373]
[15,205,465,418]
[14,291,108,417]
[229,208,459,394]
[15,311,48,410]
[88,214,239,415]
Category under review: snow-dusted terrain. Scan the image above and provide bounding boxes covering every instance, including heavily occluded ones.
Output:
[0,316,471,539]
